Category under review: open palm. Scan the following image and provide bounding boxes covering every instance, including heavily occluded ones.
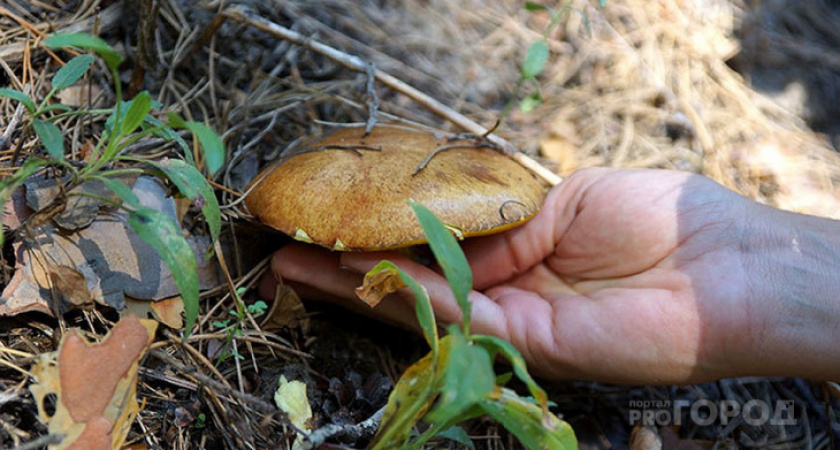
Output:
[262,168,771,384]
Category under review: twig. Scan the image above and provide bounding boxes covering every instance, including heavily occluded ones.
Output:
[10,434,63,450]
[364,62,379,135]
[296,406,385,450]
[0,84,30,153]
[0,2,123,65]
[222,6,562,186]
[149,348,282,418]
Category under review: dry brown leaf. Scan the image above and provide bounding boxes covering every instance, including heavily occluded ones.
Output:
[49,265,93,308]
[354,267,405,307]
[56,84,104,108]
[150,296,185,329]
[1,177,221,317]
[29,315,157,450]
[124,296,184,329]
[261,284,307,332]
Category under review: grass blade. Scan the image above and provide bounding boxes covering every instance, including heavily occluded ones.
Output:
[183,121,225,176]
[121,91,152,137]
[474,335,548,412]
[424,328,495,425]
[128,207,199,338]
[409,200,473,332]
[95,176,140,207]
[479,388,577,450]
[361,260,438,353]
[148,159,221,243]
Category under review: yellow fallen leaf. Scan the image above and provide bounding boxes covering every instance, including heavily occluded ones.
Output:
[274,375,313,433]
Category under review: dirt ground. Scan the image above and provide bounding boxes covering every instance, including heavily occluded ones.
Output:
[1,0,839,449]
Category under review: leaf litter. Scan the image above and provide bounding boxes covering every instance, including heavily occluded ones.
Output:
[1,0,839,449]
[1,176,220,316]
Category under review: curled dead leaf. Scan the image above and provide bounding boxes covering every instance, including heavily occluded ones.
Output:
[354,266,406,307]
[260,283,307,332]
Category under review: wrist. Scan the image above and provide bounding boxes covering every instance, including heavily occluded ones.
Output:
[743,204,840,379]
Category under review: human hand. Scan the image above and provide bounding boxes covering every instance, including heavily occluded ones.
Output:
[259,168,839,384]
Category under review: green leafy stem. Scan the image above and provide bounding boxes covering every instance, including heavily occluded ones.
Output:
[364,202,577,449]
[0,33,226,338]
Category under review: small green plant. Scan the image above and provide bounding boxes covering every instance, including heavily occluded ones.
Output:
[360,202,576,449]
[0,33,225,338]
[194,413,207,429]
[501,2,598,117]
[211,300,268,363]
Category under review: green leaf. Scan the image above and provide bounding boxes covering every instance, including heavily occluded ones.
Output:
[149,159,221,243]
[600,0,607,7]
[478,388,577,450]
[148,115,191,152]
[474,335,548,411]
[32,120,64,160]
[435,426,475,450]
[51,54,94,90]
[121,91,153,137]
[44,33,123,71]
[165,111,187,128]
[519,92,542,112]
[248,300,268,315]
[182,121,225,176]
[425,328,495,425]
[522,41,549,79]
[364,260,438,353]
[371,337,452,449]
[410,201,473,333]
[0,88,36,114]
[95,176,140,207]
[524,2,550,11]
[128,207,199,338]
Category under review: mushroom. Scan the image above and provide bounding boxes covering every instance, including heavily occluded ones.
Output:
[245,124,547,251]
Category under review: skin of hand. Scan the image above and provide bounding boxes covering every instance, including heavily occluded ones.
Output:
[259,167,840,384]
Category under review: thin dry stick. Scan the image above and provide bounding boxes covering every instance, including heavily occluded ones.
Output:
[222,6,562,186]
[0,84,30,151]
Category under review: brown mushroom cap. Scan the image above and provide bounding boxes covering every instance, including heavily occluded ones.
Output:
[245,124,547,251]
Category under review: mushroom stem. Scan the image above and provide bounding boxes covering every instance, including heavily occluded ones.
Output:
[222,6,563,187]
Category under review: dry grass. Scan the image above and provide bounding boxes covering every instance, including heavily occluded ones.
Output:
[1,0,839,448]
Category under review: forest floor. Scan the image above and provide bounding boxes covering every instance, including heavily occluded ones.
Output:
[0,0,839,449]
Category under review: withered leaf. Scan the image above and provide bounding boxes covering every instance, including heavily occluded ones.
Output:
[29,315,157,450]
[49,265,93,307]
[354,265,406,307]
[261,284,307,331]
